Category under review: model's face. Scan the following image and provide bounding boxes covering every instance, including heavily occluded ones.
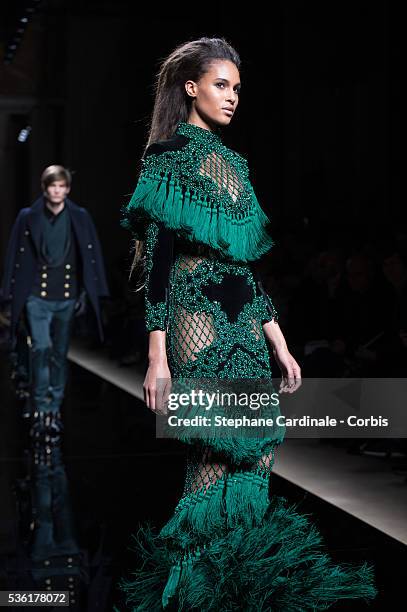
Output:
[45,180,70,205]
[185,59,241,129]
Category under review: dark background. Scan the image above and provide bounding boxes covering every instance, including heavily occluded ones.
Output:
[0,2,405,610]
[0,0,401,297]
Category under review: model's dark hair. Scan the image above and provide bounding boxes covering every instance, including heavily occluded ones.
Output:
[144,36,241,151]
[130,37,241,284]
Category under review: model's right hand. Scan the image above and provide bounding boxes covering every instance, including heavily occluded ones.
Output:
[143,358,172,414]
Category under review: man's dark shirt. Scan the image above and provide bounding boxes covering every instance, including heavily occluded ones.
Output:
[30,202,81,300]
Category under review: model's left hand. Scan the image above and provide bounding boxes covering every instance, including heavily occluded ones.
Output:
[272,344,302,393]
[74,289,87,317]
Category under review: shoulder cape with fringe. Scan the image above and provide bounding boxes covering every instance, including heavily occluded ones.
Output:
[121,121,275,263]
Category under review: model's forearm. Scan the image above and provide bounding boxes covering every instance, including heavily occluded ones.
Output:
[262,319,287,350]
[148,329,168,363]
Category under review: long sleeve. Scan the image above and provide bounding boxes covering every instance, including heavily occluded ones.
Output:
[1,211,23,303]
[250,260,279,325]
[144,219,175,332]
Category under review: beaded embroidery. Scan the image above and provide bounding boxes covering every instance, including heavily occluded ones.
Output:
[122,121,275,263]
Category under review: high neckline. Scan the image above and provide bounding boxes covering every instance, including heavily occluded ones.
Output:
[43,200,66,224]
[176,121,222,144]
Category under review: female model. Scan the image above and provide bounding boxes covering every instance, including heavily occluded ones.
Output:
[120,37,376,611]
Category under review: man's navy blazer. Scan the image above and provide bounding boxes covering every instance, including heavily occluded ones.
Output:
[1,196,109,343]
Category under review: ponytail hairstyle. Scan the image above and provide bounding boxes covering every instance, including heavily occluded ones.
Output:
[129,36,241,288]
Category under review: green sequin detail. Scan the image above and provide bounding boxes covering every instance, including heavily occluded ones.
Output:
[143,218,278,337]
[166,252,275,379]
[144,221,167,331]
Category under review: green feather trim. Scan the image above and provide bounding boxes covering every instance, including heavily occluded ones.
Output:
[121,170,274,263]
[119,496,377,611]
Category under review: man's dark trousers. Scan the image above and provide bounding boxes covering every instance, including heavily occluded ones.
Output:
[25,294,76,413]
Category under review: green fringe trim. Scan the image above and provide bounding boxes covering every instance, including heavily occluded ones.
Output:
[225,471,270,529]
[158,377,286,465]
[121,171,275,263]
[161,560,182,609]
[159,471,270,551]
[159,476,227,548]
[119,495,377,611]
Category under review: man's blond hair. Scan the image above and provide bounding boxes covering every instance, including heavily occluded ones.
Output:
[41,165,72,190]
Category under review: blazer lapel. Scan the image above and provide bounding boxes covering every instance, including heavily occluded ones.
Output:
[65,199,86,257]
[27,196,45,255]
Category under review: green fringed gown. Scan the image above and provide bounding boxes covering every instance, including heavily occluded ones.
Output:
[120,122,377,611]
